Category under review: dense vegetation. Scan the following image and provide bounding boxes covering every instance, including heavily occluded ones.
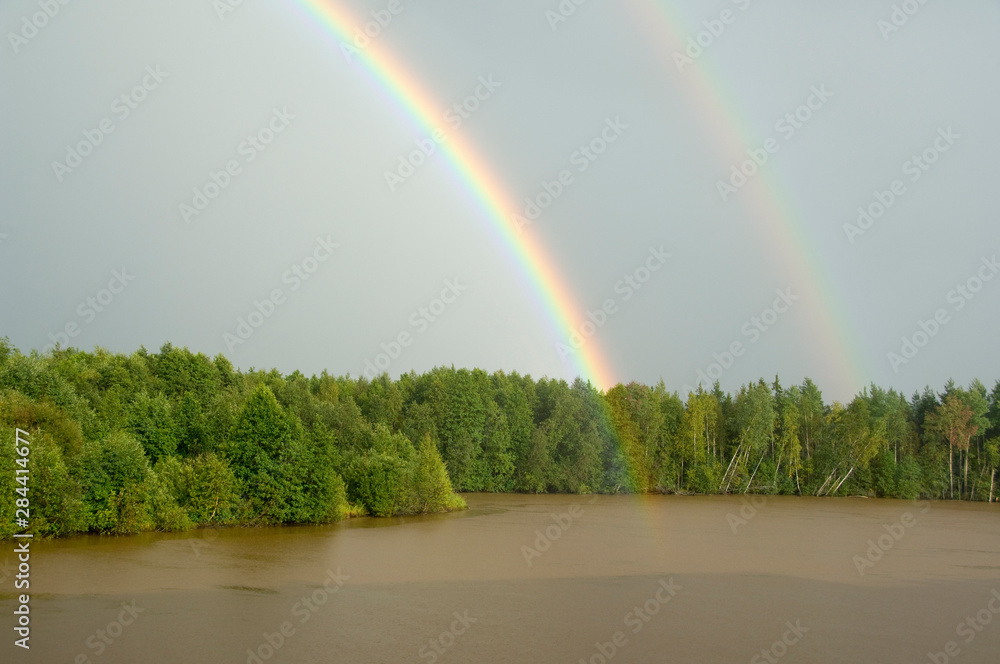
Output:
[1,339,997,538]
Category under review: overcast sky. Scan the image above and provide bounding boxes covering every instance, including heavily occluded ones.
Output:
[1,0,998,403]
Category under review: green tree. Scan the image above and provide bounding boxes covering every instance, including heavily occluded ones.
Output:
[409,433,466,513]
[76,431,153,534]
[721,382,773,493]
[23,431,87,536]
[148,456,193,531]
[493,371,537,491]
[223,383,301,523]
[816,397,886,496]
[606,384,649,492]
[547,380,603,493]
[987,380,1000,438]
[126,392,178,462]
[984,438,999,503]
[476,400,515,492]
[344,424,414,517]
[0,389,85,458]
[775,386,802,492]
[355,374,404,429]
[519,424,554,493]
[0,427,19,540]
[925,393,978,500]
[182,453,241,524]
[296,424,349,523]
[797,378,825,460]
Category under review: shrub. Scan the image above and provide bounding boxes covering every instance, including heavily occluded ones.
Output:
[76,431,153,534]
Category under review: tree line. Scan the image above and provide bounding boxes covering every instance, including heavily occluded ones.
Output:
[1,339,997,538]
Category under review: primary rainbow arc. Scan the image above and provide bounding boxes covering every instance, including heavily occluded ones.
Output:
[283,0,868,401]
[286,0,616,391]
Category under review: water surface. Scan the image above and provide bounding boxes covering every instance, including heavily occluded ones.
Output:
[4,494,1000,663]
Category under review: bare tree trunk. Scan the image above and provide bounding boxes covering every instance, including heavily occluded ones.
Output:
[744,452,765,494]
[829,466,856,496]
[972,462,987,502]
[964,449,969,500]
[736,444,753,492]
[816,469,837,496]
[949,445,954,500]
[720,443,742,493]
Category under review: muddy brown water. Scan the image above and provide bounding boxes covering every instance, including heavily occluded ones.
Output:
[3,494,1000,663]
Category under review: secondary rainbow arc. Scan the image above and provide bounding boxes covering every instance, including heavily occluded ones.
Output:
[623,0,869,399]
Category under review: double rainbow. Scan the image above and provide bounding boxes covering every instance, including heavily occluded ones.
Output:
[283,0,867,399]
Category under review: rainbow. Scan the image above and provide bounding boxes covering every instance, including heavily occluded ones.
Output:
[623,1,869,399]
[282,0,617,391]
[279,1,868,400]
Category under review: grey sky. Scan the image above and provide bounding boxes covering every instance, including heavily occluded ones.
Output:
[1,0,998,403]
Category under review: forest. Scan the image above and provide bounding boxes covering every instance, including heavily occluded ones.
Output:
[1,338,997,539]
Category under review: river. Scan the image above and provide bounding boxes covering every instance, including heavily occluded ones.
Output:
[3,494,1000,663]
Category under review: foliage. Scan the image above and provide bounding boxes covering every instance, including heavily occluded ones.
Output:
[76,431,153,534]
[1,339,997,540]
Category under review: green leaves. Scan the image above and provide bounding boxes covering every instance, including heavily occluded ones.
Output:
[342,425,464,517]
[126,392,178,462]
[344,425,414,517]
[411,433,465,513]
[223,383,306,523]
[8,337,1000,541]
[180,453,239,524]
[77,431,153,534]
